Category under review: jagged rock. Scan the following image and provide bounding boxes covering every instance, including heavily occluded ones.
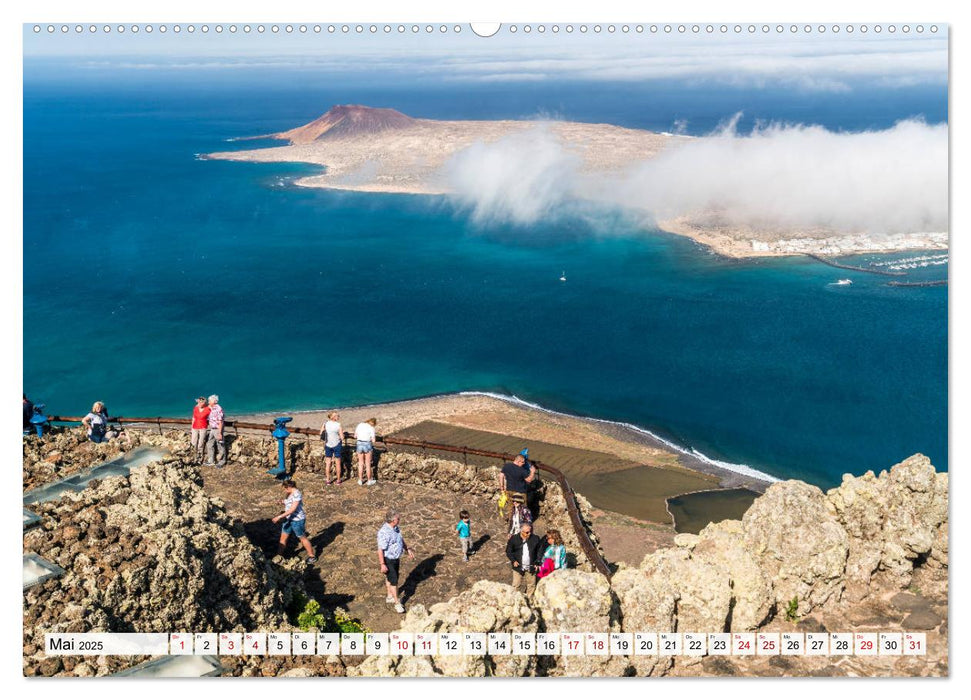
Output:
[350,581,538,677]
[641,547,733,633]
[930,522,948,568]
[23,427,138,490]
[693,519,773,631]
[673,533,700,549]
[827,455,948,598]
[376,453,499,497]
[533,569,629,676]
[612,567,677,630]
[743,480,848,614]
[601,559,682,676]
[23,456,304,676]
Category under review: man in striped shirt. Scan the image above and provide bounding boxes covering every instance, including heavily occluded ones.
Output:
[377,509,414,613]
[203,394,226,468]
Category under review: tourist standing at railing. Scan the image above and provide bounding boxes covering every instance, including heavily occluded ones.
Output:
[272,479,316,564]
[320,411,343,486]
[355,417,378,486]
[377,509,414,613]
[190,397,210,463]
[506,522,543,596]
[82,402,111,443]
[498,452,536,524]
[204,394,226,468]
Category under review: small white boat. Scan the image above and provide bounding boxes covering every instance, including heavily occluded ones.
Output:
[833,279,853,286]
[559,271,567,282]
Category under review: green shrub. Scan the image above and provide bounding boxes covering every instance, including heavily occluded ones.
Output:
[785,596,799,623]
[297,599,326,631]
[330,610,368,634]
[288,591,367,633]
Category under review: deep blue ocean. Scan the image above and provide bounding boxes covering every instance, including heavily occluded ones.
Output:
[23,68,948,487]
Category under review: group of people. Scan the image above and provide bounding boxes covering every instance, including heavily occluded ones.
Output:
[318,412,380,486]
[191,396,226,467]
[267,423,571,613]
[66,397,568,614]
[272,442,569,615]
[497,450,568,595]
[72,396,220,459]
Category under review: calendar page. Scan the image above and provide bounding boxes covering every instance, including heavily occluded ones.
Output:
[19,0,949,684]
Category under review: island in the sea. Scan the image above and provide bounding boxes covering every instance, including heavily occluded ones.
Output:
[205,105,947,258]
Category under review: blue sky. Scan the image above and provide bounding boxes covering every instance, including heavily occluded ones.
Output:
[23,24,948,93]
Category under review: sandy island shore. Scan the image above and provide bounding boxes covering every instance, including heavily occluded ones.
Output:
[206,105,947,259]
[235,392,773,489]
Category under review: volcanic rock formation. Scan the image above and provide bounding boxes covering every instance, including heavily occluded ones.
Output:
[273,105,416,144]
[354,454,949,677]
[22,452,345,677]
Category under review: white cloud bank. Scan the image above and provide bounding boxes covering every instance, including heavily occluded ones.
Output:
[26,31,947,93]
[444,128,581,225]
[444,118,948,235]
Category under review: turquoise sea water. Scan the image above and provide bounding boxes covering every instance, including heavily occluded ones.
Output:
[23,75,948,488]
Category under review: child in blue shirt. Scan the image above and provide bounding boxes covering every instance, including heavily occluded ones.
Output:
[456,510,472,562]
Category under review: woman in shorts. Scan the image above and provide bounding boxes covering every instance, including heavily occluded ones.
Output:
[319,411,343,485]
[271,479,316,563]
[354,417,378,486]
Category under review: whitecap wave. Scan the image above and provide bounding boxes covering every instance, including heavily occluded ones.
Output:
[459,390,780,483]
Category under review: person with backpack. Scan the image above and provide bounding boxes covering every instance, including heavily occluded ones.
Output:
[81,402,110,443]
[498,451,535,528]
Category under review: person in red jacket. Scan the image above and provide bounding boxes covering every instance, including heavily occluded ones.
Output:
[190,397,210,463]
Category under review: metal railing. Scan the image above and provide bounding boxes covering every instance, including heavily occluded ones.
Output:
[48,415,612,578]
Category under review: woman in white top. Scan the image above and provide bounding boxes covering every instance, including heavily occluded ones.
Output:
[319,411,343,486]
[355,417,378,486]
[81,401,109,443]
